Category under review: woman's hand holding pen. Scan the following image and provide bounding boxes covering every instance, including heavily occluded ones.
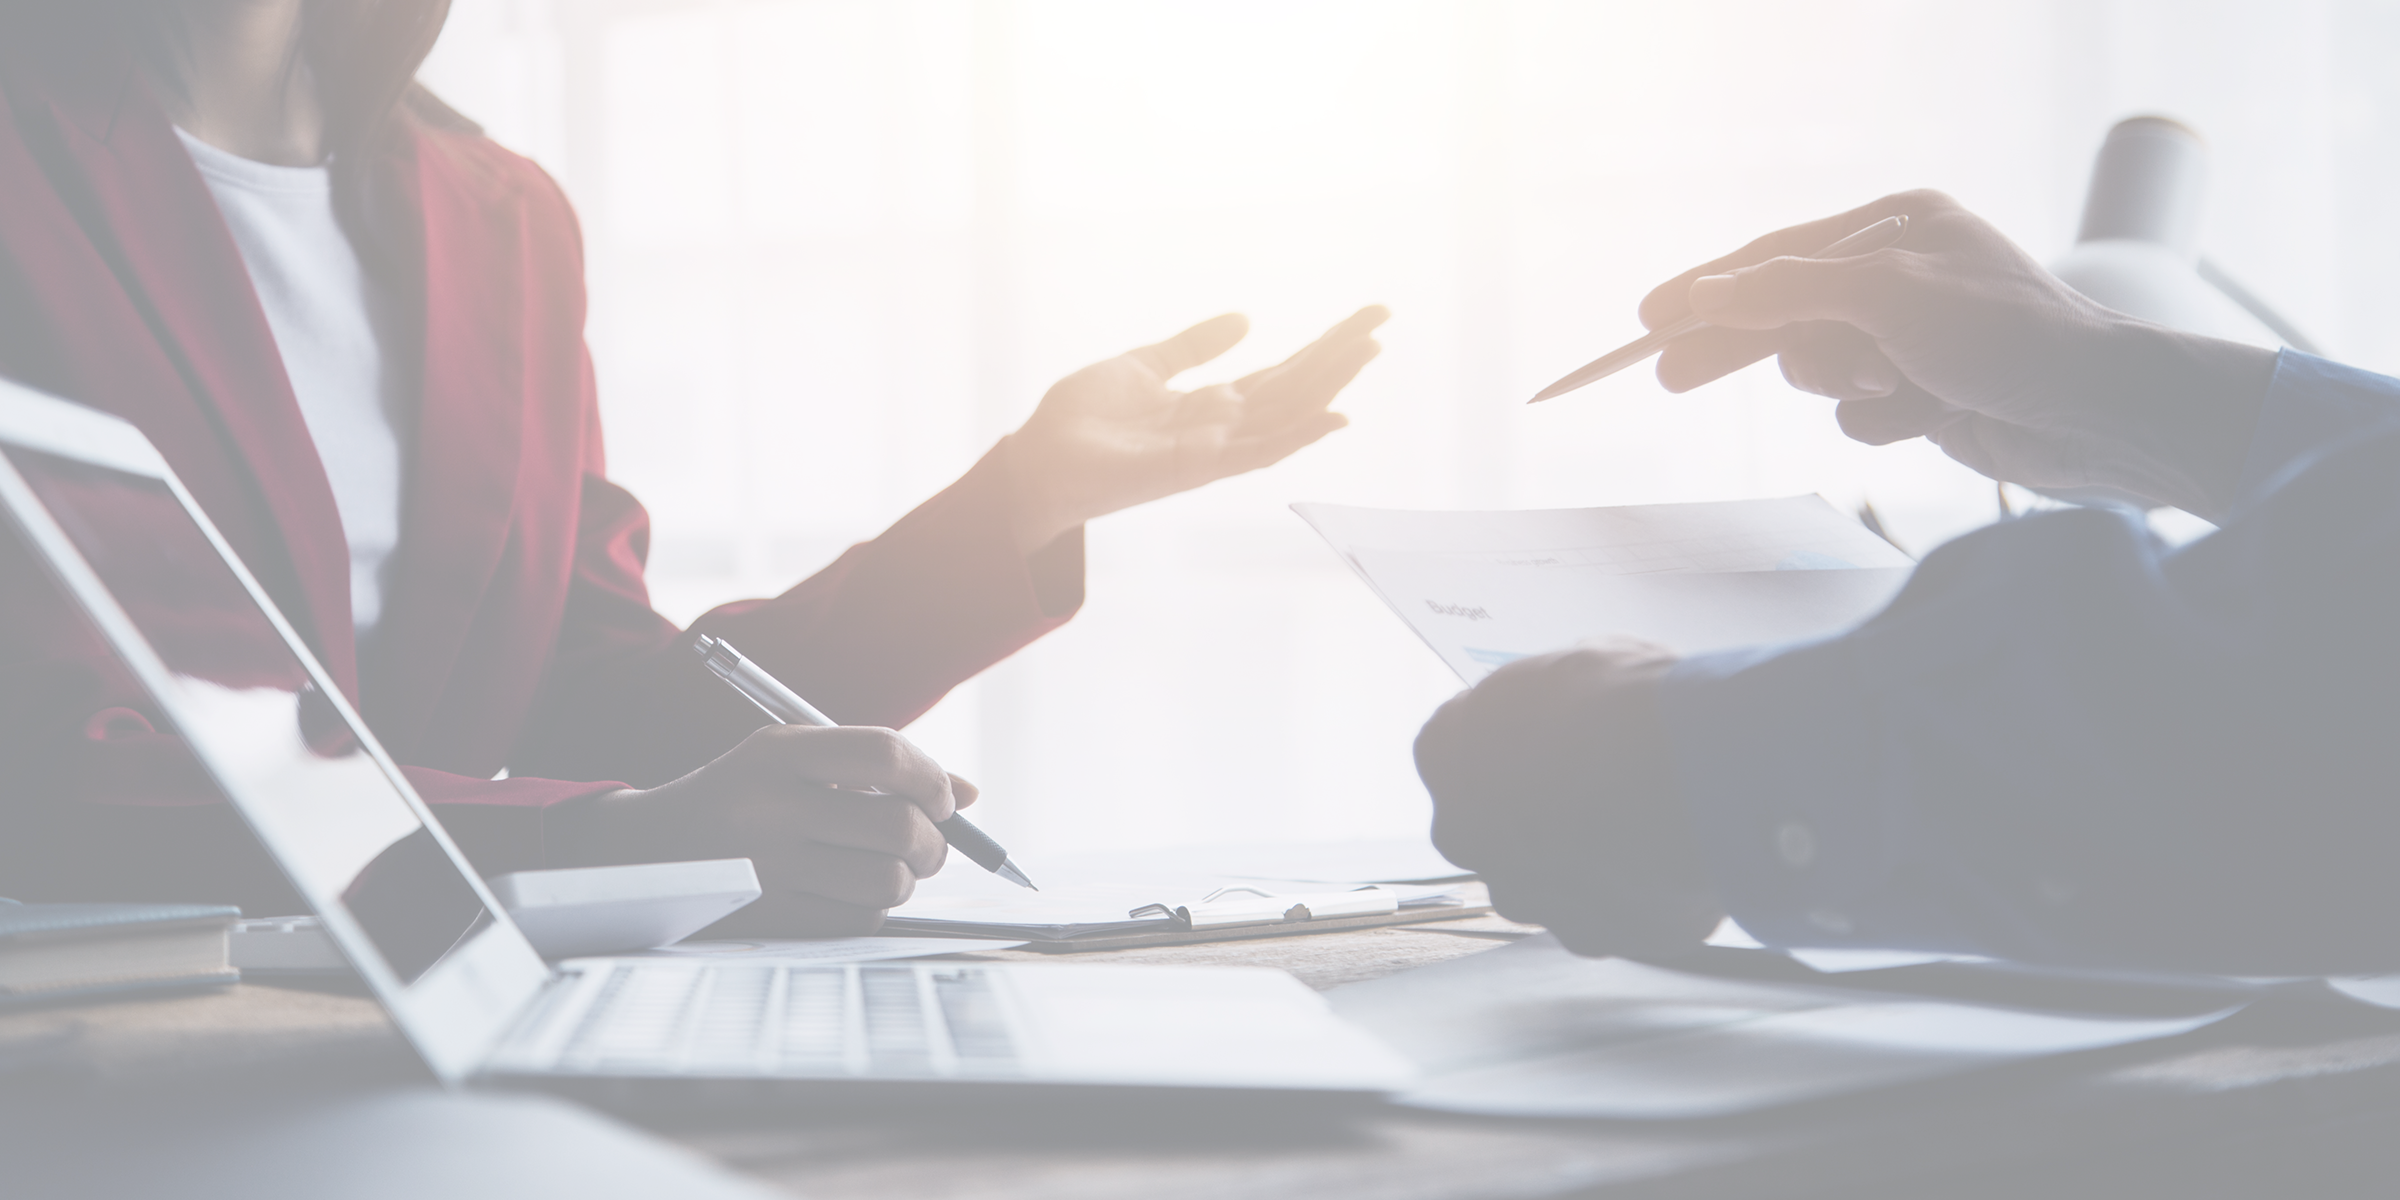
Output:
[999,306,1388,553]
[1638,189,2277,520]
[1415,638,1722,959]
[548,725,972,936]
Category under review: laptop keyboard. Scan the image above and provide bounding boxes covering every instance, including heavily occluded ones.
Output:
[549,963,1021,1077]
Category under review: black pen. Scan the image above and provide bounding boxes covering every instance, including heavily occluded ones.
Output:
[691,634,1038,890]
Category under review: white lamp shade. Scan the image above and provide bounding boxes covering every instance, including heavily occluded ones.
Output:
[2050,238,2283,349]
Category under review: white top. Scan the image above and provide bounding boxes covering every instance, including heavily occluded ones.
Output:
[177,127,409,640]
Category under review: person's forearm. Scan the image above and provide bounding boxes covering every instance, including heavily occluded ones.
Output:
[514,452,1084,788]
[1666,425,2400,974]
[2080,319,2278,520]
[996,433,1084,556]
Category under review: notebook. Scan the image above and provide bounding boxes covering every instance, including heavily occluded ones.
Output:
[0,900,241,1006]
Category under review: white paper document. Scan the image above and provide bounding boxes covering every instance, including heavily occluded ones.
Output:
[1053,840,1472,886]
[882,852,1467,942]
[1294,495,1914,682]
[1706,915,1983,973]
[1325,935,2242,1119]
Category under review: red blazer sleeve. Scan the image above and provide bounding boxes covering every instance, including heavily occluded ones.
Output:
[447,155,1089,794]
[510,433,1086,789]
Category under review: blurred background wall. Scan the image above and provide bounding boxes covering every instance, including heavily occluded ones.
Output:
[417,0,2400,855]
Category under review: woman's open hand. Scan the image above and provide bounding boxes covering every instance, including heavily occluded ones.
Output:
[1000,306,1387,552]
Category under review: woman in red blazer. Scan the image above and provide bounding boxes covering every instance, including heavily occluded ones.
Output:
[0,1,1383,931]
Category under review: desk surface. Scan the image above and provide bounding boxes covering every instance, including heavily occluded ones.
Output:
[11,914,2400,1199]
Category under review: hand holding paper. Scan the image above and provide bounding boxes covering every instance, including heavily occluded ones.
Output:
[1298,493,1912,957]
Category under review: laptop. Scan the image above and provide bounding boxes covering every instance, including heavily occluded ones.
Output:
[0,377,1413,1104]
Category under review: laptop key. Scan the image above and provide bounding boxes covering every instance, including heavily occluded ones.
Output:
[860,966,935,1075]
[932,967,1019,1072]
[686,967,775,1069]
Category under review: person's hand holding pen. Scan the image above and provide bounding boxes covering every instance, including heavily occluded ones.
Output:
[1635,190,2278,521]
[999,306,1388,554]
[1415,638,1723,959]
[545,726,971,936]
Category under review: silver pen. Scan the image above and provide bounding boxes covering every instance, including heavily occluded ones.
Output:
[1529,214,1911,404]
[691,634,1037,890]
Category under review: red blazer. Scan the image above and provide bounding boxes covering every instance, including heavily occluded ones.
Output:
[0,14,1081,910]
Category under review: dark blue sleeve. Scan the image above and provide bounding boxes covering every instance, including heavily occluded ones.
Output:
[1659,352,2400,975]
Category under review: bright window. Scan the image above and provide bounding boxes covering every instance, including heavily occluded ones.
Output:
[423,0,2393,853]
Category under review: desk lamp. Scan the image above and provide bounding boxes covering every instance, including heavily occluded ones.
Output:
[2025,117,2318,515]
[2049,115,2316,353]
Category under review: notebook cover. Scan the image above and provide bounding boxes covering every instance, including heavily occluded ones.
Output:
[0,901,242,1007]
[0,969,243,1009]
[0,902,242,941]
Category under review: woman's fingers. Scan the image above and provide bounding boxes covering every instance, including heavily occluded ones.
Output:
[1128,313,1250,380]
[1222,411,1348,475]
[1236,336,1381,428]
[1233,306,1390,388]
[948,773,980,810]
[745,836,932,908]
[703,889,889,938]
[753,788,947,876]
[1172,383,1245,428]
[731,724,956,821]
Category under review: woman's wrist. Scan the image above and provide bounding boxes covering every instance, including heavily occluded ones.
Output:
[542,787,642,868]
[995,433,1083,555]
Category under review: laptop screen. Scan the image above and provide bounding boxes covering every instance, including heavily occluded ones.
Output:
[4,447,494,986]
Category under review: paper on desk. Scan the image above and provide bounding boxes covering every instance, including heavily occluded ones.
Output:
[883,859,1463,941]
[1708,915,1983,973]
[1051,840,1471,886]
[1326,935,2242,1119]
[2328,975,2400,1009]
[1295,496,1912,683]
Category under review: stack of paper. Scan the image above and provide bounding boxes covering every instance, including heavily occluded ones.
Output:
[1295,495,1914,683]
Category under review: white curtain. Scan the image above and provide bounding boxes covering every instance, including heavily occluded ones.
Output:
[421,0,2400,854]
